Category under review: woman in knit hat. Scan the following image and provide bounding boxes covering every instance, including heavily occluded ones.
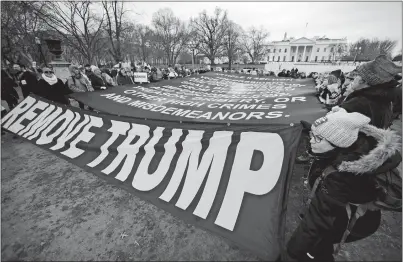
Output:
[284,109,401,261]
[333,55,401,129]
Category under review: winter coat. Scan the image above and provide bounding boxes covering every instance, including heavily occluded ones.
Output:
[87,72,106,90]
[34,78,70,105]
[1,74,19,106]
[67,75,94,93]
[392,84,402,117]
[117,75,134,86]
[340,81,398,128]
[286,126,401,261]
[17,71,38,97]
[101,72,115,87]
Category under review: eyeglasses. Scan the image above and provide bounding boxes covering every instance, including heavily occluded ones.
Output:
[309,131,323,143]
[44,71,54,74]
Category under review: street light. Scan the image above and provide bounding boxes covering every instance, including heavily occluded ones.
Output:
[353,46,362,64]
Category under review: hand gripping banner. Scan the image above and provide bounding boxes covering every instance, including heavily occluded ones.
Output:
[2,95,303,260]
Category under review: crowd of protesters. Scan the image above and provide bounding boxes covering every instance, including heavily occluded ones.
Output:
[284,55,402,262]
[1,54,402,262]
[0,62,212,113]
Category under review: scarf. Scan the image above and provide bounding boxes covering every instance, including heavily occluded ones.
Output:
[42,73,58,85]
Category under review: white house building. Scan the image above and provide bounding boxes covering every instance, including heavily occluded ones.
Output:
[266,34,348,63]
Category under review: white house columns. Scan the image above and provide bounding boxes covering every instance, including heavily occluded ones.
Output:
[266,37,347,63]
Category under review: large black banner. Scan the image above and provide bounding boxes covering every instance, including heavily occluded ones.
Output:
[70,72,327,125]
[2,95,302,260]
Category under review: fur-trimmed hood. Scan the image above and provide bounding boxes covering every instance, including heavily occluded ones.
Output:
[337,125,402,175]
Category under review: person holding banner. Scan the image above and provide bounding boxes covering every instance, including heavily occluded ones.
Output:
[13,63,38,99]
[67,65,94,109]
[35,67,70,105]
[101,69,117,86]
[1,69,19,111]
[84,66,107,91]
[117,68,134,85]
[284,109,401,262]
[331,55,402,129]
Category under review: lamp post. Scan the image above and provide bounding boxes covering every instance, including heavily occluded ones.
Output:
[35,37,47,67]
[353,46,361,64]
[35,36,47,66]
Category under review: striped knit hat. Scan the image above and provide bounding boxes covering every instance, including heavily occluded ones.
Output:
[311,109,371,148]
[357,55,402,86]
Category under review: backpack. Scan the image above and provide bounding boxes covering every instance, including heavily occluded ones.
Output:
[307,165,402,255]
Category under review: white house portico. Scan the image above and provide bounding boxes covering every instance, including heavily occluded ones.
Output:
[266,35,348,63]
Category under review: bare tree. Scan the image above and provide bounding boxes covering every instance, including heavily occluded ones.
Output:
[102,0,131,63]
[190,7,228,65]
[186,31,202,68]
[28,1,105,65]
[152,8,190,66]
[240,26,270,64]
[329,42,348,61]
[349,38,398,61]
[223,21,243,70]
[1,1,46,65]
[133,24,154,63]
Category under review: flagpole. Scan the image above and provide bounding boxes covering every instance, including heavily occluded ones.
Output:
[304,22,308,37]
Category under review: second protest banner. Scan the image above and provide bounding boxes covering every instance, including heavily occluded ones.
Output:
[70,72,327,125]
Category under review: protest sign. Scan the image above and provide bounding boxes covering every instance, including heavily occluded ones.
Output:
[71,72,327,125]
[2,95,302,260]
[134,72,149,83]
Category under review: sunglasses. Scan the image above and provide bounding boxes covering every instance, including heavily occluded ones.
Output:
[309,131,324,143]
[44,71,54,74]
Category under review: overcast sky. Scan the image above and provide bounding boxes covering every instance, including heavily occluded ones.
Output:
[121,1,402,54]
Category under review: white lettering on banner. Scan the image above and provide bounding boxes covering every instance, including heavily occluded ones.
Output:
[159,130,232,216]
[50,114,90,151]
[102,123,150,181]
[61,116,103,159]
[18,101,51,136]
[245,112,265,120]
[132,128,182,191]
[159,130,203,202]
[265,111,283,118]
[274,97,306,103]
[214,132,284,231]
[36,109,75,145]
[87,120,131,168]
[2,96,36,129]
[26,106,63,140]
[186,131,232,219]
[8,100,49,134]
[111,94,132,103]
[100,93,116,98]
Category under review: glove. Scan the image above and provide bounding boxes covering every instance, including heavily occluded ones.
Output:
[326,105,347,115]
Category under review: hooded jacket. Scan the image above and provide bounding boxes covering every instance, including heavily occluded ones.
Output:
[286,125,401,261]
[340,80,398,128]
[67,65,94,93]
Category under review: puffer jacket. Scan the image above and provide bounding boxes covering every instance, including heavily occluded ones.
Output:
[340,81,398,128]
[285,125,401,261]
